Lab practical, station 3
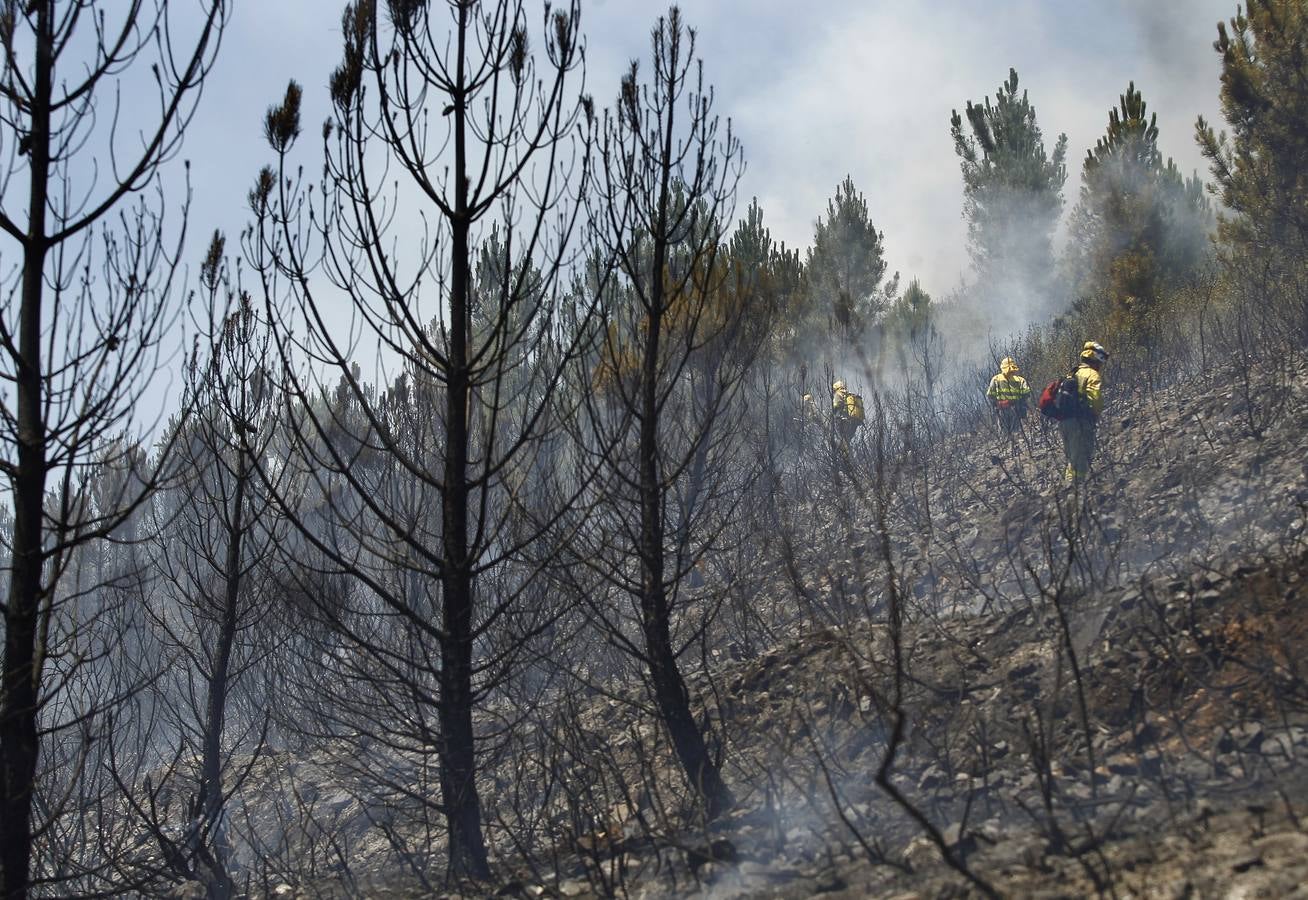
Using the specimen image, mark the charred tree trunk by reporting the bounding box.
[0,6,52,896]
[633,68,733,819]
[438,7,489,877]
[257,1,585,882]
[192,460,249,899]
[0,1,223,892]
[638,578,734,818]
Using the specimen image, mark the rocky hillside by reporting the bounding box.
[208,357,1308,899]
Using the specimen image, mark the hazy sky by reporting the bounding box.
[183,0,1237,302]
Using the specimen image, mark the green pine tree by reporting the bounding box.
[726,199,802,356]
[1197,1,1308,272]
[1071,83,1212,335]
[883,277,943,398]
[800,175,897,369]
[951,68,1068,314]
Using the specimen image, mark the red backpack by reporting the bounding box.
[1038,373,1083,420]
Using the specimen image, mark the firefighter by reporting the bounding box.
[985,357,1031,434]
[1060,342,1108,479]
[831,380,864,442]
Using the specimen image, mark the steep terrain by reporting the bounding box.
[199,358,1308,898]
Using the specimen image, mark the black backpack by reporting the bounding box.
[1038,372,1085,420]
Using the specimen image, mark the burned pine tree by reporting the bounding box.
[575,7,768,820]
[0,1,228,895]
[129,238,286,897]
[246,0,594,881]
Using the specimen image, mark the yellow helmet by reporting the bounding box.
[1080,341,1108,364]
[832,380,846,392]
[1000,357,1019,375]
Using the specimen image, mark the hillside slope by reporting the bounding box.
[204,359,1308,898]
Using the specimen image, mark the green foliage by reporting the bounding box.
[951,69,1068,303]
[725,199,799,356]
[1070,83,1213,340]
[1197,1,1308,286]
[722,200,804,362]
[883,278,943,394]
[801,175,896,355]
[883,278,933,346]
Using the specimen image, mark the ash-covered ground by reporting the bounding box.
[198,358,1308,899]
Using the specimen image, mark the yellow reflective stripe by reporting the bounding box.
[988,377,1029,399]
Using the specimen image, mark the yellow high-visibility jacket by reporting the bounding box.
[1073,363,1103,417]
[985,373,1031,404]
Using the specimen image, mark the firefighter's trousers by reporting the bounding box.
[1059,417,1097,478]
